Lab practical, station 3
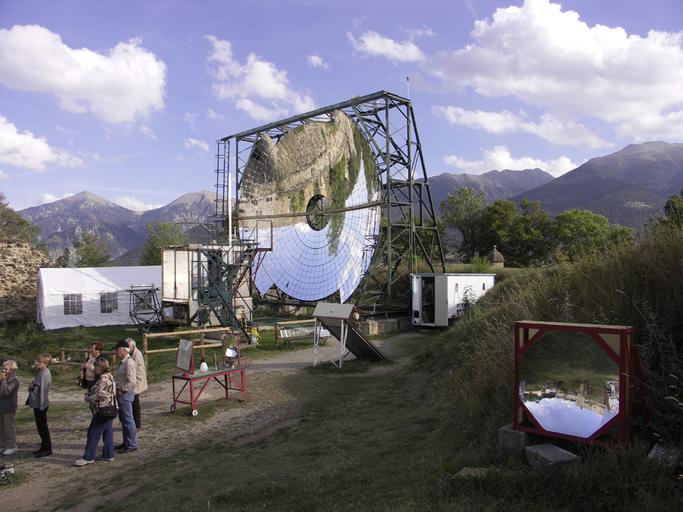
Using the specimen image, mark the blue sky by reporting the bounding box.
[1,0,682,210]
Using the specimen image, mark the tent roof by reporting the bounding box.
[38,266,161,293]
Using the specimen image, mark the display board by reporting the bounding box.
[176,338,194,373]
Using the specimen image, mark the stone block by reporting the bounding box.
[525,443,578,469]
[499,423,528,457]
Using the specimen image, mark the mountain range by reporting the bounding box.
[20,191,215,259]
[514,141,683,227]
[428,168,554,212]
[16,141,683,263]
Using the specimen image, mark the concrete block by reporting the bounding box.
[499,423,528,457]
[525,443,578,469]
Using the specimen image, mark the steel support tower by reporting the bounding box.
[215,90,445,310]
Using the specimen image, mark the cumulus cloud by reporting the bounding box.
[433,106,609,147]
[443,146,577,176]
[184,137,209,152]
[347,31,425,62]
[114,196,163,211]
[206,109,225,120]
[0,25,166,124]
[425,0,683,140]
[40,192,74,204]
[306,53,329,69]
[206,36,315,122]
[0,116,83,171]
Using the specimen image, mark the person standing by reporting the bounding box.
[114,340,137,453]
[75,356,117,466]
[126,338,147,429]
[81,342,103,390]
[27,355,52,457]
[0,360,20,456]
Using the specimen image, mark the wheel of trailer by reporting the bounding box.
[192,409,199,417]
[170,404,176,412]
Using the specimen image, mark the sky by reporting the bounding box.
[1,0,682,210]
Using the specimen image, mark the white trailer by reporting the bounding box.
[411,273,496,327]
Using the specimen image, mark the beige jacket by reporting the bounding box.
[115,355,137,394]
[130,347,148,394]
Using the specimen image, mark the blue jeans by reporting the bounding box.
[82,416,114,461]
[117,391,137,449]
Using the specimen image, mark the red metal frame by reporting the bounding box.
[171,337,247,415]
[513,320,634,446]
[172,367,246,414]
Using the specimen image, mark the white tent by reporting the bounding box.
[37,266,161,330]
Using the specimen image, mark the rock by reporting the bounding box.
[525,443,578,469]
[0,242,51,322]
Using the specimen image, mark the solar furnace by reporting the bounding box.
[237,111,381,302]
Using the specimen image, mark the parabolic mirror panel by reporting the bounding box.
[238,111,381,302]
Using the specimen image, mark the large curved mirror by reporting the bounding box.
[519,331,619,438]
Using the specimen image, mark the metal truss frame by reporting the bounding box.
[129,285,164,332]
[192,246,252,337]
[215,90,445,309]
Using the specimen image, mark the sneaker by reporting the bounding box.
[74,458,94,466]
[3,448,18,456]
[115,443,127,450]
[96,456,115,461]
[118,446,138,453]
[34,450,52,458]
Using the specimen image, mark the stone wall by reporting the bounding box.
[0,242,51,323]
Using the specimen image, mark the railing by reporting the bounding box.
[57,348,117,369]
[142,327,240,367]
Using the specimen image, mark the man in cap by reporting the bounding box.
[114,340,137,453]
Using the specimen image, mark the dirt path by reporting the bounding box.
[1,335,415,511]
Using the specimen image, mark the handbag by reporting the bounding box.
[94,397,118,424]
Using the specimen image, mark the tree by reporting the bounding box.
[552,209,633,262]
[0,192,40,244]
[660,188,683,229]
[475,199,553,266]
[55,247,71,267]
[141,222,187,265]
[475,199,518,258]
[73,231,111,267]
[440,187,486,261]
[509,200,554,265]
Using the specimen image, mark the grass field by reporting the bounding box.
[52,333,682,512]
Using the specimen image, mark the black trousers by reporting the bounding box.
[132,393,141,429]
[34,408,52,451]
